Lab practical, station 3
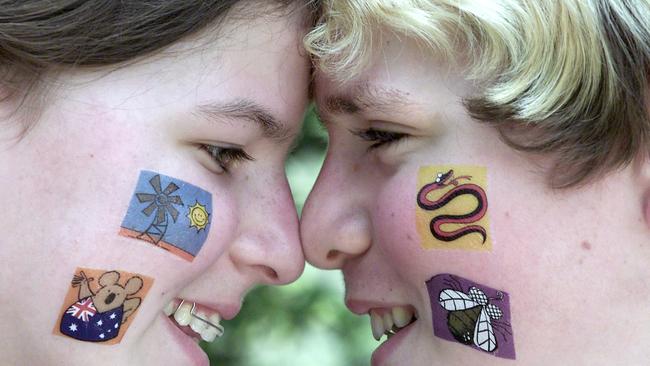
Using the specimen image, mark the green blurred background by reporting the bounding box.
[202,106,376,365]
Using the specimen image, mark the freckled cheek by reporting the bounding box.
[373,184,424,270]
[203,193,239,257]
[373,178,479,281]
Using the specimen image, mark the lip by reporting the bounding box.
[346,299,413,316]
[161,312,209,366]
[205,302,241,321]
[347,298,420,366]
[371,321,417,366]
[170,298,242,321]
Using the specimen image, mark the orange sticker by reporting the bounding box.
[53,267,153,344]
[416,166,491,250]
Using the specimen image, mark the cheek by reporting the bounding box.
[200,189,238,259]
[375,168,493,279]
[8,124,139,256]
[373,173,429,276]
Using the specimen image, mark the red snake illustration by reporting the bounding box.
[417,169,487,243]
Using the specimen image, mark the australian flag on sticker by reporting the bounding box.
[60,297,123,342]
[119,170,212,261]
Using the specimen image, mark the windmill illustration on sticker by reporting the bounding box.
[119,170,212,261]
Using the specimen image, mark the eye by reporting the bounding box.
[350,128,408,150]
[199,144,254,173]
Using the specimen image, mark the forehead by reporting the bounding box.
[65,3,310,134]
[173,6,310,127]
[313,35,471,114]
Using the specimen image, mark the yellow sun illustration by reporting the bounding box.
[187,201,209,231]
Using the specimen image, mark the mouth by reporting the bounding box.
[369,305,418,341]
[163,299,226,343]
[367,305,418,366]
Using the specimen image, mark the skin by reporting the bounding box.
[0,3,308,365]
[301,33,650,365]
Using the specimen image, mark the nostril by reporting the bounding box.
[326,250,341,261]
[254,265,279,282]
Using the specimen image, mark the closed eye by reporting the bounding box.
[199,144,254,173]
[350,128,408,150]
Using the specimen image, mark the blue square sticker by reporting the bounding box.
[119,171,212,261]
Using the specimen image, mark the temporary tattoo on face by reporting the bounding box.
[416,166,491,250]
[119,170,212,261]
[53,267,154,344]
[426,274,515,359]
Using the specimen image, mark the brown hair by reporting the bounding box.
[0,0,317,101]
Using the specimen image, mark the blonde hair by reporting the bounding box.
[305,0,650,188]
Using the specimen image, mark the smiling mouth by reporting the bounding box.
[369,305,418,341]
[163,299,224,343]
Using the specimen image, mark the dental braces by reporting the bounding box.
[175,300,225,338]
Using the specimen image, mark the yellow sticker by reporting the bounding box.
[416,166,491,250]
[53,267,154,344]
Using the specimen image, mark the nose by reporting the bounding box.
[300,157,372,269]
[230,172,305,285]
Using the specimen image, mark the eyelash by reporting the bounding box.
[351,128,408,150]
[200,144,254,172]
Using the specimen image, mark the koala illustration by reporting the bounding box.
[60,270,143,342]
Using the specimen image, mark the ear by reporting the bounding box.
[124,276,143,295]
[98,271,120,287]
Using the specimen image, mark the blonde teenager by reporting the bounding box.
[301,1,650,365]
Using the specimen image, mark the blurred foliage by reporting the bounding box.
[202,106,375,365]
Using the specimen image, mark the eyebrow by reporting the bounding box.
[322,84,410,115]
[194,99,291,141]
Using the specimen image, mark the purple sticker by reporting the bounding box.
[426,274,515,359]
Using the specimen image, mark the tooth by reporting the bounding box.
[163,301,176,317]
[208,313,221,325]
[200,327,218,342]
[382,312,394,332]
[173,302,192,326]
[370,310,384,341]
[392,306,412,328]
[208,313,224,336]
[190,311,208,334]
